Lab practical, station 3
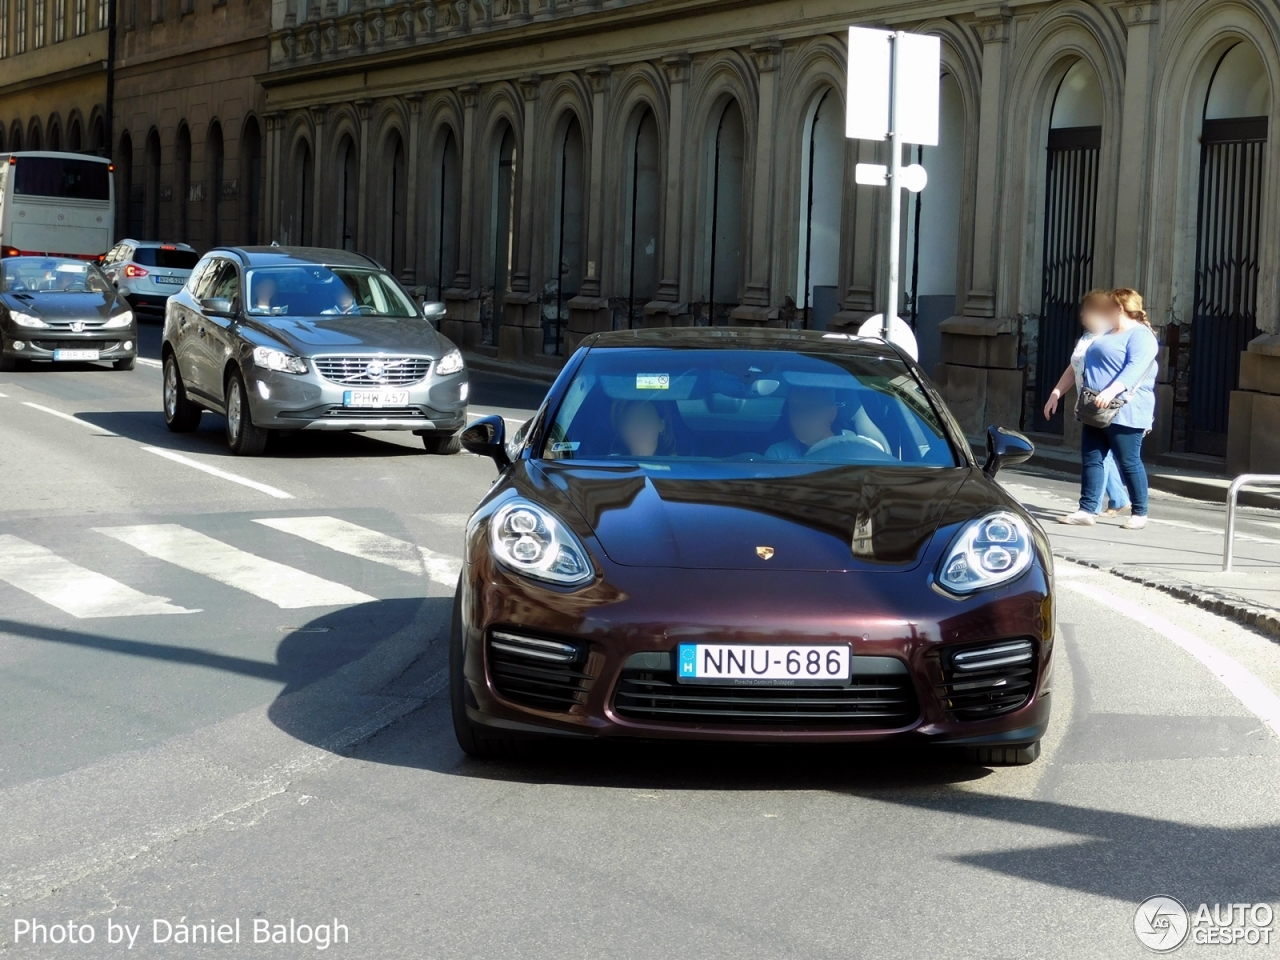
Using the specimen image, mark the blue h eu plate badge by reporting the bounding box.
[678,645,697,678]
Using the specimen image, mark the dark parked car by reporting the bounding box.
[0,256,137,371]
[453,328,1051,764]
[161,246,467,455]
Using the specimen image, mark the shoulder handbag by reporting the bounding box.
[1075,358,1156,429]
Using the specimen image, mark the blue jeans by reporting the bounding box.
[1081,424,1148,516]
[1103,452,1130,510]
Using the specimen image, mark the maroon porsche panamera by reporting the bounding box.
[453,329,1053,764]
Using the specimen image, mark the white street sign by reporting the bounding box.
[846,27,891,142]
[845,27,941,145]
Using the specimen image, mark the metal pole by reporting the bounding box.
[883,31,902,341]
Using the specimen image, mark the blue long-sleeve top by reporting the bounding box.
[1081,325,1160,430]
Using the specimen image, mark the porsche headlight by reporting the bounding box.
[10,310,46,328]
[252,345,307,374]
[489,498,593,587]
[103,310,134,329]
[936,511,1034,595]
[435,348,464,377]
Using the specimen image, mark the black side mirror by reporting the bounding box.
[982,426,1034,477]
[461,415,511,470]
[200,297,234,317]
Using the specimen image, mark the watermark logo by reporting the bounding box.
[1135,896,1190,952]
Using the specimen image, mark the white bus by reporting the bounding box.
[0,152,114,260]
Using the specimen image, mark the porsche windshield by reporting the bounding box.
[543,348,958,466]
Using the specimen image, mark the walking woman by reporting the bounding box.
[1058,288,1159,530]
[1042,290,1131,517]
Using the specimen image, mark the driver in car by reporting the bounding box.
[765,386,891,460]
[252,275,278,313]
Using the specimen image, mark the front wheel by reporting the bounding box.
[224,370,269,456]
[163,353,202,432]
[422,430,462,455]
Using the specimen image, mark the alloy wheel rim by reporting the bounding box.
[228,381,241,444]
[164,362,178,418]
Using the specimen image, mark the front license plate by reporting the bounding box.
[677,643,851,686]
[53,348,100,361]
[343,390,410,408]
[155,275,184,285]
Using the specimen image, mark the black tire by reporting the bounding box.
[962,740,1041,766]
[450,584,523,760]
[162,352,202,432]
[224,369,269,456]
[422,430,462,455]
[113,356,136,371]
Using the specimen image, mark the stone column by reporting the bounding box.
[933,9,1021,437]
[310,105,329,247]
[646,53,690,324]
[263,112,284,243]
[355,98,373,254]
[732,40,782,325]
[567,64,612,353]
[502,74,541,362]
[445,83,480,347]
[403,93,424,287]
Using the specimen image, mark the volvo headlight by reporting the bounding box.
[489,498,594,587]
[103,310,134,329]
[10,310,46,328]
[936,511,1034,595]
[252,345,307,374]
[435,348,464,376]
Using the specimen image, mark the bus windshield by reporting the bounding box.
[12,156,111,202]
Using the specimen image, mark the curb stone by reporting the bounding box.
[1056,550,1280,644]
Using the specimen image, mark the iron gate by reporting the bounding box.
[1033,126,1101,434]
[1188,117,1267,456]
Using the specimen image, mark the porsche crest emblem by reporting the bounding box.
[756,546,775,560]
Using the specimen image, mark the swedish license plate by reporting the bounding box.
[343,390,410,408]
[677,643,851,686]
[53,348,100,361]
[155,275,184,285]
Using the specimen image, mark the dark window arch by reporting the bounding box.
[240,117,262,245]
[705,98,745,324]
[144,128,161,240]
[337,134,359,251]
[206,120,224,247]
[430,127,461,301]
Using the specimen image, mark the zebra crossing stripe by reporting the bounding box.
[96,524,376,609]
[254,516,461,586]
[0,535,198,618]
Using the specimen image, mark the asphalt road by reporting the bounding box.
[1,331,1279,959]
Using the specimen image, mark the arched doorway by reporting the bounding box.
[1033,59,1104,433]
[28,119,41,151]
[290,140,314,246]
[117,132,133,239]
[383,131,407,276]
[624,107,661,329]
[175,123,191,243]
[90,115,104,156]
[47,117,61,151]
[796,88,842,331]
[430,128,460,301]
[549,115,585,355]
[705,99,745,325]
[338,136,359,251]
[486,123,517,347]
[906,71,966,373]
[8,122,20,152]
[1185,42,1271,456]
[68,117,82,152]
[206,121,224,248]
[144,129,161,240]
[240,118,262,245]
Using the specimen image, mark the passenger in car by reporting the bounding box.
[611,399,676,457]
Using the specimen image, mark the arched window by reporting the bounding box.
[28,118,42,151]
[240,118,262,245]
[89,114,104,155]
[796,88,841,331]
[144,129,161,240]
[1033,59,1104,434]
[47,117,61,151]
[906,72,966,374]
[68,117,82,152]
[10,122,22,152]
[1186,42,1272,455]
[206,121,224,247]
[117,131,133,238]
[705,99,745,324]
[175,123,192,242]
[290,140,314,246]
[338,135,359,251]
[486,123,517,347]
[383,131,407,275]
[549,115,584,355]
[430,128,461,301]
[624,107,661,328]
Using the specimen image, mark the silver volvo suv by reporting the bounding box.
[161,246,467,456]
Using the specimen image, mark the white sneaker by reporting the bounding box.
[1057,510,1097,526]
[1121,515,1148,530]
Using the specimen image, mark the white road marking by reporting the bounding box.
[135,357,162,368]
[1064,579,1280,739]
[141,447,294,500]
[0,391,8,397]
[21,401,117,435]
[97,524,376,609]
[0,535,198,618]
[255,515,462,586]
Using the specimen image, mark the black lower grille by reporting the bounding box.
[487,631,594,711]
[32,340,119,351]
[321,407,426,420]
[937,639,1037,720]
[614,670,919,727]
